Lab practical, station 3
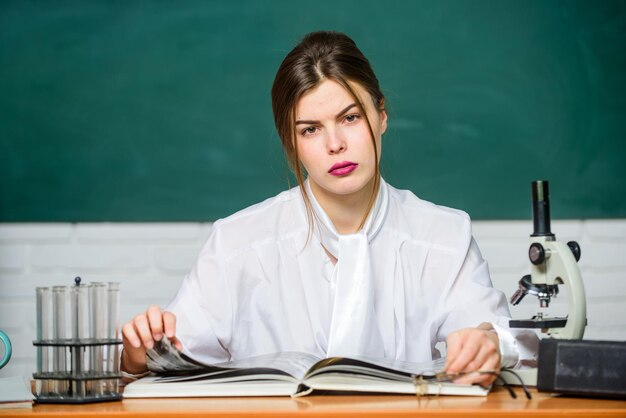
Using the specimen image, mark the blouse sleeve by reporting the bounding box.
[435,236,538,368]
[166,224,234,364]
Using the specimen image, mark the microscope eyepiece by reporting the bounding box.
[531,180,555,238]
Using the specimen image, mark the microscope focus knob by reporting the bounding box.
[529,242,546,265]
[567,241,581,262]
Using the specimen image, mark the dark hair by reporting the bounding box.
[271,31,386,233]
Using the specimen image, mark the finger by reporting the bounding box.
[455,354,501,385]
[444,331,463,370]
[163,311,177,339]
[454,344,501,385]
[480,354,502,385]
[122,322,142,349]
[133,314,155,350]
[170,336,183,351]
[447,334,481,374]
[464,339,498,373]
[147,305,164,341]
[477,322,494,332]
[455,371,493,386]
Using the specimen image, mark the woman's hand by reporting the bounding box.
[121,305,182,374]
[444,323,501,386]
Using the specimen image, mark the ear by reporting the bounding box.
[379,108,388,135]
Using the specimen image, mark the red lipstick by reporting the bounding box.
[328,161,358,176]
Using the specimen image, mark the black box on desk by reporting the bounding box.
[537,339,626,399]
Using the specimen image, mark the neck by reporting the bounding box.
[309,177,377,234]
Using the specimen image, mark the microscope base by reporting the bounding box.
[536,339,626,398]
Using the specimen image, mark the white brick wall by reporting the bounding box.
[1,220,625,379]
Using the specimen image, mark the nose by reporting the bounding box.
[326,129,346,154]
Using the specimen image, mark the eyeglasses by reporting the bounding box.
[413,368,532,399]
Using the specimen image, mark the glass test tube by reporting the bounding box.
[106,282,120,394]
[71,284,89,398]
[36,287,50,396]
[52,286,68,396]
[89,282,107,396]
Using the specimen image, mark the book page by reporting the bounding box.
[304,356,447,380]
[218,352,321,380]
[147,339,320,380]
[146,338,211,374]
[355,355,446,375]
[0,376,34,407]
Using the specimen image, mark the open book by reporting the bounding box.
[0,377,34,409]
[123,339,489,398]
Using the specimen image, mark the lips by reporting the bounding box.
[328,161,358,176]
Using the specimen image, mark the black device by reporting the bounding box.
[537,339,626,399]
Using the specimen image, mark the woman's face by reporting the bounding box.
[294,79,387,206]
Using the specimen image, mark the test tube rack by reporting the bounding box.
[32,339,122,403]
[33,278,122,404]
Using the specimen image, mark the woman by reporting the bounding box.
[121,31,537,386]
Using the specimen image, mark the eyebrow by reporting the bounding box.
[295,103,358,125]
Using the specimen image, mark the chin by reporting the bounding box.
[327,178,372,196]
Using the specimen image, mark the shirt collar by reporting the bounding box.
[304,177,389,258]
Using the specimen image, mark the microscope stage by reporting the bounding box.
[510,317,567,329]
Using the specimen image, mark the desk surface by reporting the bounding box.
[1,388,625,417]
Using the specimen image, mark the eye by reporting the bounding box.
[300,126,318,136]
[344,113,360,123]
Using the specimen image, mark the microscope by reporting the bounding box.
[508,180,587,385]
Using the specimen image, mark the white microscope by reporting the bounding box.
[508,180,587,386]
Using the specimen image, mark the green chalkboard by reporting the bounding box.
[1,0,625,221]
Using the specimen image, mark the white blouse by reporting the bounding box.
[167,179,537,367]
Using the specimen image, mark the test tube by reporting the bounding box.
[36,287,50,396]
[52,285,68,396]
[106,282,120,394]
[71,282,89,398]
[89,282,107,396]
